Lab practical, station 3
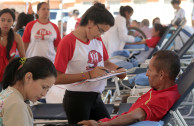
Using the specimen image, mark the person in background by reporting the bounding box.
[125,23,167,65]
[129,23,166,49]
[66,9,79,34]
[172,18,194,52]
[14,12,34,58]
[14,12,34,37]
[131,20,140,28]
[22,2,61,63]
[102,5,135,57]
[0,8,25,83]
[58,20,67,37]
[152,17,161,26]
[171,0,186,24]
[139,19,152,38]
[0,56,57,126]
[54,2,126,125]
[78,50,180,126]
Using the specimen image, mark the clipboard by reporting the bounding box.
[85,71,127,82]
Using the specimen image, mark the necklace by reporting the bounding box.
[0,35,7,41]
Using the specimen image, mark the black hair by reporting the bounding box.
[37,2,47,11]
[10,8,16,13]
[153,50,180,81]
[0,8,15,59]
[119,5,133,18]
[14,12,34,32]
[171,0,181,5]
[80,2,114,27]
[2,56,57,89]
[154,23,167,37]
[152,17,160,25]
[73,9,79,16]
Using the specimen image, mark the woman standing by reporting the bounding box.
[171,0,186,24]
[54,2,126,125]
[22,2,61,63]
[0,8,25,82]
[102,5,135,57]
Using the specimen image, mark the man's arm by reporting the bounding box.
[78,108,146,126]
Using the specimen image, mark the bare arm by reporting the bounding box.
[24,43,29,52]
[126,40,146,45]
[55,66,109,84]
[101,108,146,126]
[15,33,25,57]
[78,108,146,126]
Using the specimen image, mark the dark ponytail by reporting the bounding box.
[119,5,133,18]
[154,23,167,37]
[2,56,57,89]
[6,28,14,59]
[2,58,21,89]
[0,8,15,59]
[80,2,114,26]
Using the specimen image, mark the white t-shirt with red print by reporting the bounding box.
[22,20,61,63]
[54,33,109,93]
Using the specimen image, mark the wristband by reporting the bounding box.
[116,67,123,70]
[81,72,87,80]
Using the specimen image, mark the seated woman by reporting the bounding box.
[112,23,166,69]
[0,56,57,126]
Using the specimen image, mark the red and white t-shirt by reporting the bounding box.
[54,33,109,92]
[99,84,180,122]
[22,20,61,63]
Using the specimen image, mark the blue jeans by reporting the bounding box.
[128,121,164,126]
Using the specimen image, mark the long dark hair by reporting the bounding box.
[0,8,15,59]
[154,23,167,37]
[80,2,114,26]
[14,12,34,32]
[119,5,133,18]
[2,56,57,89]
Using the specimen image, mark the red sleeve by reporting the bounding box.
[145,37,160,48]
[51,22,61,47]
[22,20,36,43]
[54,34,75,73]
[139,93,179,121]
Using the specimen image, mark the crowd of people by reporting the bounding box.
[0,0,193,125]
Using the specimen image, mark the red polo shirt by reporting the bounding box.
[99,84,180,122]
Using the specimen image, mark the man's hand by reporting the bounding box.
[78,120,99,126]
[116,67,127,79]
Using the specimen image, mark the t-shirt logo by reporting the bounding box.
[36,29,52,40]
[87,50,102,70]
